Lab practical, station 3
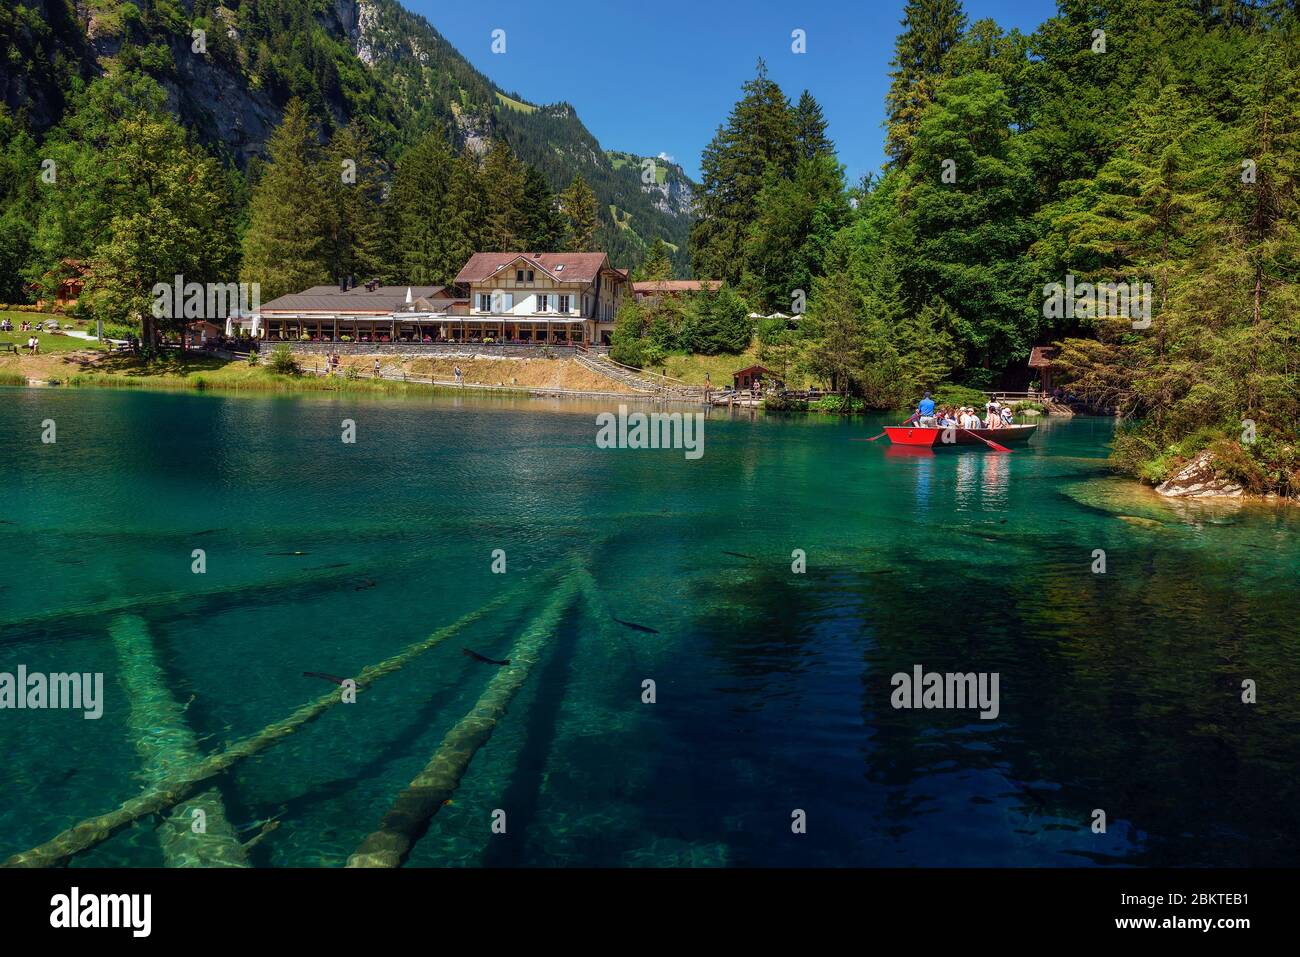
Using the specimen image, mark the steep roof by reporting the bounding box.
[454,252,616,285]
[260,285,445,313]
[1028,345,1061,368]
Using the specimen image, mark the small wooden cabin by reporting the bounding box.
[1028,346,1062,393]
[732,364,783,391]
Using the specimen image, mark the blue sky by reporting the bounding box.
[406,0,1059,183]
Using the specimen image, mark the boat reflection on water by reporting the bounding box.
[884,443,1012,511]
[883,445,936,459]
[980,447,1011,509]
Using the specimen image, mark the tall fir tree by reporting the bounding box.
[518,164,566,251]
[689,59,800,283]
[386,133,459,286]
[793,90,834,160]
[241,99,329,301]
[323,121,385,285]
[558,173,599,251]
[884,0,967,166]
[446,146,488,268]
[634,238,674,281]
[480,139,528,252]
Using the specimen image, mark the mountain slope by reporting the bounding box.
[0,0,694,272]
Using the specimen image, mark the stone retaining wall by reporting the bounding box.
[277,341,607,359]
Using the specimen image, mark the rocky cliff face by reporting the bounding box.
[1,0,694,265]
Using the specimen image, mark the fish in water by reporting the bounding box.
[463,648,511,666]
[312,563,350,570]
[354,578,377,591]
[721,551,758,560]
[192,529,222,537]
[302,671,349,685]
[612,617,660,634]
[266,550,309,556]
[48,767,79,786]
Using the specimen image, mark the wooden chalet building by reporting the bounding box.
[453,252,628,346]
[235,252,629,347]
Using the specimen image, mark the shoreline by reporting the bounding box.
[0,359,700,406]
[6,355,1294,510]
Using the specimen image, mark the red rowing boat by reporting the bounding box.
[883,423,1037,447]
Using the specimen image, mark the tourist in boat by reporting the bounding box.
[984,402,1002,429]
[1000,405,1015,426]
[959,407,978,430]
[917,392,937,427]
[938,406,958,427]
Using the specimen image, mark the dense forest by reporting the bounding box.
[668,0,1297,494]
[1,0,1296,494]
[0,0,694,281]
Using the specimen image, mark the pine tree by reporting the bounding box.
[558,173,599,251]
[884,0,967,166]
[634,238,673,281]
[689,59,800,283]
[386,133,458,285]
[323,121,385,285]
[446,146,488,268]
[793,91,834,160]
[743,153,849,311]
[480,139,528,252]
[519,164,565,251]
[799,272,866,397]
[241,99,329,301]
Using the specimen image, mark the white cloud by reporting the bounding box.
[656,151,675,164]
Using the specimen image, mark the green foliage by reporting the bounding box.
[898,70,1039,372]
[1043,12,1300,494]
[609,284,754,366]
[385,134,463,285]
[558,173,599,252]
[634,239,673,282]
[809,394,866,414]
[240,99,329,301]
[884,0,967,166]
[323,121,386,283]
[689,59,800,285]
[933,384,987,409]
[267,345,298,375]
[762,393,807,412]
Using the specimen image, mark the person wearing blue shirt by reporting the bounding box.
[917,392,937,427]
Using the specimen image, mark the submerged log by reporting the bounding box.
[347,569,581,867]
[2,585,526,868]
[110,615,248,867]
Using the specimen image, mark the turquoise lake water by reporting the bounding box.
[0,386,1297,866]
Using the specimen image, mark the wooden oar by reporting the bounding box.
[854,412,918,442]
[958,427,1012,453]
